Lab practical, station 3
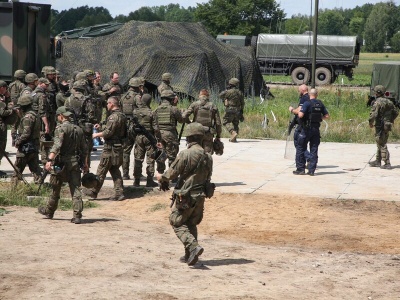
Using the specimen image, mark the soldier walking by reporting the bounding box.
[157,122,213,266]
[85,97,127,201]
[38,106,88,224]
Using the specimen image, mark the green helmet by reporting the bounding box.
[141,93,152,106]
[160,89,175,99]
[228,78,239,86]
[129,77,142,87]
[25,73,39,83]
[81,173,100,188]
[42,66,56,75]
[17,94,33,106]
[0,80,7,88]
[75,72,87,81]
[185,122,205,137]
[73,80,86,91]
[374,85,386,95]
[162,73,172,81]
[84,69,95,77]
[14,69,26,79]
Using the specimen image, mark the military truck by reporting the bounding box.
[0,1,54,82]
[369,61,400,106]
[217,34,362,85]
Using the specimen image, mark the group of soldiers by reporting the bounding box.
[0,68,245,264]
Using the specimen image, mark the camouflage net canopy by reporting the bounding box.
[56,21,264,98]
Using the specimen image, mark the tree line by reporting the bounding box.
[51,0,400,53]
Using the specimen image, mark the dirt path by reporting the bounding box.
[1,190,400,299]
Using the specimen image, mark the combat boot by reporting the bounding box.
[146,176,158,188]
[187,246,204,266]
[38,206,53,219]
[369,160,381,167]
[109,195,125,201]
[71,217,81,224]
[381,163,392,170]
[133,178,140,187]
[180,249,190,263]
[229,131,238,143]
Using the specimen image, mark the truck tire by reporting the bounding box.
[291,67,310,84]
[315,67,332,85]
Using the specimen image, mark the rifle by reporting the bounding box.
[0,150,29,185]
[37,169,49,193]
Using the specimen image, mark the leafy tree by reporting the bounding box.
[194,0,285,37]
[125,7,161,22]
[349,17,364,36]
[318,10,345,35]
[283,15,311,34]
[390,31,400,52]
[364,3,390,52]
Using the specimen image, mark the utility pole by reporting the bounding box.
[311,0,319,88]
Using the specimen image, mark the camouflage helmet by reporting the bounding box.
[42,66,56,75]
[84,69,95,78]
[75,72,87,81]
[14,69,26,79]
[160,89,176,99]
[374,85,386,95]
[213,139,224,155]
[141,93,152,106]
[162,73,172,81]
[128,77,142,87]
[0,80,7,88]
[17,94,33,106]
[185,122,205,137]
[25,73,38,83]
[228,78,240,86]
[81,173,100,188]
[73,80,86,91]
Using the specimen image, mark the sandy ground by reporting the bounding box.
[1,187,400,300]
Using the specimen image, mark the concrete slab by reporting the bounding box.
[1,130,399,202]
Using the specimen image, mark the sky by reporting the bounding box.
[29,0,400,17]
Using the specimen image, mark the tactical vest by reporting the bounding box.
[9,80,25,105]
[121,90,139,116]
[225,88,242,108]
[66,91,87,122]
[195,102,214,127]
[309,100,323,123]
[20,110,40,142]
[157,104,174,130]
[58,121,83,156]
[135,107,153,132]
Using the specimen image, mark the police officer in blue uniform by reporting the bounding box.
[293,88,329,176]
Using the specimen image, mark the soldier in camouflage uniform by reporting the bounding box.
[157,73,174,95]
[8,70,26,105]
[133,93,159,188]
[55,79,70,108]
[86,97,127,201]
[183,89,222,154]
[219,78,245,143]
[368,85,399,169]
[11,95,42,185]
[42,66,58,136]
[99,72,123,100]
[157,122,213,266]
[65,80,97,168]
[121,77,142,179]
[93,71,104,123]
[38,106,88,224]
[0,81,15,177]
[154,89,184,175]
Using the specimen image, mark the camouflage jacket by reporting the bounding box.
[219,87,244,110]
[133,102,157,133]
[65,90,97,124]
[101,109,127,144]
[0,98,14,123]
[20,86,34,97]
[157,81,173,95]
[183,97,222,137]
[56,91,69,108]
[47,80,58,112]
[50,120,88,160]
[121,89,141,117]
[8,80,26,105]
[32,87,49,117]
[369,97,399,127]
[16,109,40,148]
[154,99,183,132]
[99,81,124,98]
[161,142,213,194]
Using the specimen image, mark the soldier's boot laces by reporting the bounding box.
[180,249,190,263]
[133,178,140,187]
[381,163,392,169]
[229,131,238,143]
[369,160,381,167]
[187,246,204,266]
[146,176,158,188]
[38,206,53,219]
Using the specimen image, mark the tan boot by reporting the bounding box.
[229,131,238,143]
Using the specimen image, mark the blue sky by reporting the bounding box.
[34,0,400,17]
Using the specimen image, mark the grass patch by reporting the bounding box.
[148,202,167,212]
[0,182,97,210]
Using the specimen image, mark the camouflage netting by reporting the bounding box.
[56,21,264,98]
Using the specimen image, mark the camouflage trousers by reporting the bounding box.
[122,134,135,178]
[133,134,155,179]
[92,145,124,197]
[11,116,21,145]
[0,124,6,161]
[11,152,42,184]
[169,195,205,253]
[223,110,240,134]
[157,129,179,174]
[44,162,83,218]
[374,127,390,164]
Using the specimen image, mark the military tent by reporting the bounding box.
[56,21,264,98]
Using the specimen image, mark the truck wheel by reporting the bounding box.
[315,67,332,85]
[291,67,310,84]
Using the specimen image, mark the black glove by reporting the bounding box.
[159,181,170,192]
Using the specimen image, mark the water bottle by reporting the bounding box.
[93,127,100,146]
